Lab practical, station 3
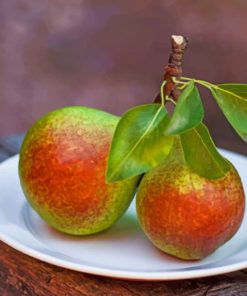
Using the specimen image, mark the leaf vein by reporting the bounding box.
[214,85,247,103]
[109,106,164,180]
[193,127,226,175]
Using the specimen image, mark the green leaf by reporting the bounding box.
[107,104,174,182]
[180,123,231,179]
[165,81,204,135]
[210,84,247,142]
[219,83,247,99]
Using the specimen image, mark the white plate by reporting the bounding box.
[0,150,247,281]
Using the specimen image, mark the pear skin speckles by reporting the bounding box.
[19,106,138,235]
[136,143,245,260]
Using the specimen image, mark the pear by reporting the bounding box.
[136,138,245,260]
[19,106,138,235]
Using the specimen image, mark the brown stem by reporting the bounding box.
[154,35,188,103]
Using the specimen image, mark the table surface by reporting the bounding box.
[1,134,247,296]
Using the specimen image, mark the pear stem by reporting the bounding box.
[154,35,188,103]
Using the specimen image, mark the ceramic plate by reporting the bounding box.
[0,150,247,281]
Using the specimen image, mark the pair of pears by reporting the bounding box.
[19,106,245,260]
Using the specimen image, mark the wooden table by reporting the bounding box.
[1,134,247,296]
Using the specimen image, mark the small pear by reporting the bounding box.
[136,139,245,260]
[19,106,138,235]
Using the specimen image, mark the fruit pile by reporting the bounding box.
[19,36,246,260]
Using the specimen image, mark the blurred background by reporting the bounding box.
[0,0,247,153]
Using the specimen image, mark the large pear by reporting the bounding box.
[136,139,245,260]
[19,106,138,235]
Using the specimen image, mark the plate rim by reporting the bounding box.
[0,151,247,281]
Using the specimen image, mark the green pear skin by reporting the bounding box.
[19,106,138,235]
[136,140,245,260]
